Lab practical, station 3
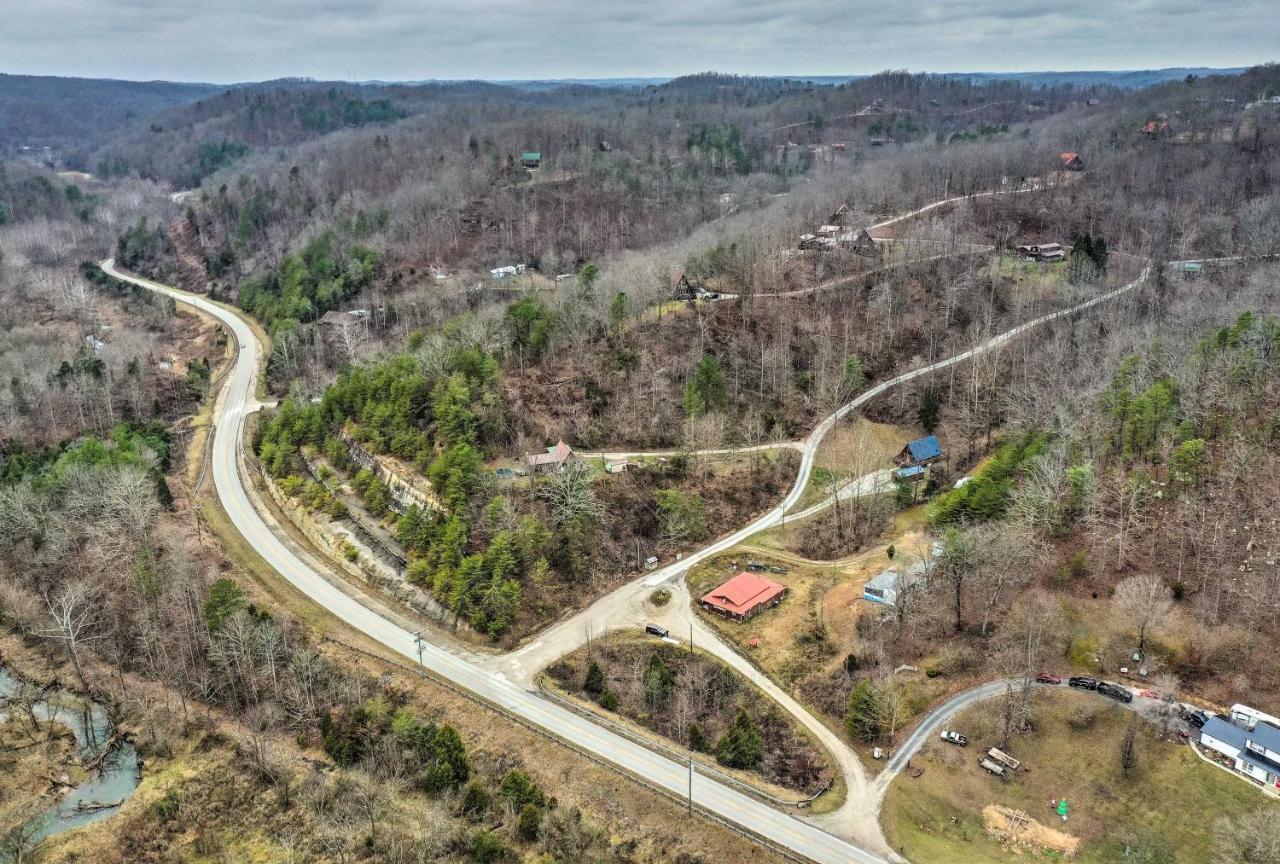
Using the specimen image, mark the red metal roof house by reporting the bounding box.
[700,572,788,620]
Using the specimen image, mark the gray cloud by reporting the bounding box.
[3,0,1275,83]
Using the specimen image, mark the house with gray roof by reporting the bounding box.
[1200,709,1280,790]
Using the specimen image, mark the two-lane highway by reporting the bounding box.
[100,258,892,864]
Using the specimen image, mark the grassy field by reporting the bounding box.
[882,689,1270,864]
[684,540,952,752]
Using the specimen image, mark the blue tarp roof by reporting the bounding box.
[894,465,925,478]
[906,435,942,462]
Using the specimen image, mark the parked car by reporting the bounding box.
[746,561,766,572]
[1068,676,1098,691]
[767,565,789,575]
[1187,709,1210,729]
[644,624,669,638]
[1036,672,1062,685]
[939,730,968,747]
[1098,682,1134,703]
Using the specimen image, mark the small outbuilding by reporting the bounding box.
[1059,152,1084,171]
[521,151,542,169]
[700,572,787,621]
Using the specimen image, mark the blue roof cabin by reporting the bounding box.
[896,435,943,467]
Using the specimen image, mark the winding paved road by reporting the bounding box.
[99,177,1189,862]
[101,258,891,864]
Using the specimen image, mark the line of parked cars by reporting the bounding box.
[1064,675,1134,703]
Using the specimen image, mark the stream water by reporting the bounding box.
[0,665,140,855]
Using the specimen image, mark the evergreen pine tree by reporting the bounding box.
[715,709,763,769]
[584,659,605,696]
[687,721,709,753]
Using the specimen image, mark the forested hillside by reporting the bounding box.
[0,73,219,155]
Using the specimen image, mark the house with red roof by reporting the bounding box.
[700,572,788,621]
[1059,152,1084,171]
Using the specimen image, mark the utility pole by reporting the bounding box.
[688,753,694,815]
[414,630,425,670]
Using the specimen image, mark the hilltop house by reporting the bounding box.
[1016,242,1065,263]
[1200,704,1280,790]
[490,264,527,280]
[521,151,542,169]
[842,228,880,257]
[526,440,574,473]
[828,202,855,226]
[672,271,715,301]
[700,572,787,621]
[1059,152,1084,171]
[896,435,944,468]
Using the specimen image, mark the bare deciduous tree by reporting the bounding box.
[1113,573,1174,660]
[38,581,104,689]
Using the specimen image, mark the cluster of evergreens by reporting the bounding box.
[296,90,406,133]
[237,230,381,341]
[321,696,470,792]
[927,430,1051,526]
[1,421,172,501]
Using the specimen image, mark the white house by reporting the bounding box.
[1200,706,1280,790]
[863,543,942,606]
[490,264,527,280]
[863,569,911,605]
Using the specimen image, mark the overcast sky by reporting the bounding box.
[4,0,1276,83]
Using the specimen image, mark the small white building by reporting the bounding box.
[1200,705,1280,790]
[490,264,527,280]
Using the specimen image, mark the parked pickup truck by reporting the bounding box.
[1098,682,1134,703]
[939,730,968,747]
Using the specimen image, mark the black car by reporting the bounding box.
[644,624,669,638]
[1068,676,1098,691]
[1098,682,1134,703]
[1187,709,1211,729]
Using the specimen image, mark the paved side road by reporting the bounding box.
[101,259,891,864]
[871,677,1182,802]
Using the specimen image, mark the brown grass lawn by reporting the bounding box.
[882,690,1270,864]
[685,539,951,745]
[815,417,907,475]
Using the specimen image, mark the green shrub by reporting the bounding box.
[517,803,542,841]
[458,782,491,820]
[469,829,507,863]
